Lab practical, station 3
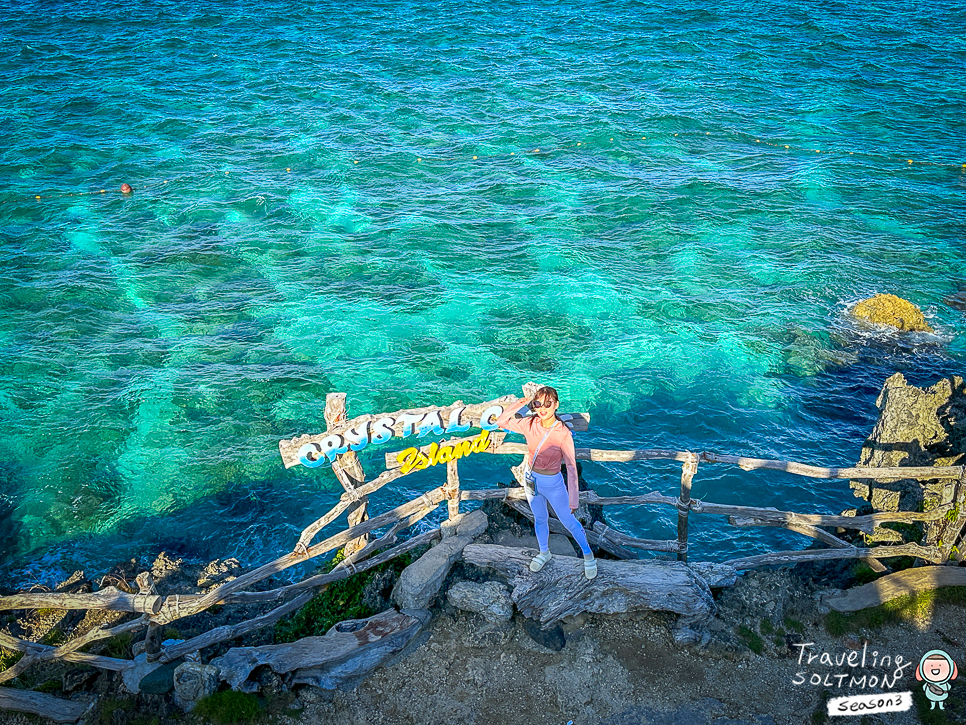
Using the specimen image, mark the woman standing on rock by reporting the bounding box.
[496,386,597,579]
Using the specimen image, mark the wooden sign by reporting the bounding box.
[279,396,515,469]
[278,394,591,470]
[387,431,507,473]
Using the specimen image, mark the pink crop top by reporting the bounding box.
[496,406,579,508]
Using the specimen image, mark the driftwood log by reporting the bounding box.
[0,688,92,723]
[729,516,888,573]
[699,451,963,481]
[159,592,314,664]
[689,562,739,589]
[0,587,161,614]
[462,544,715,630]
[325,393,370,556]
[445,458,460,520]
[693,500,956,536]
[160,528,442,613]
[822,565,966,612]
[677,452,698,562]
[724,542,943,570]
[293,464,414,555]
[490,444,963,481]
[591,522,679,554]
[158,526,444,663]
[252,524,440,604]
[158,487,447,620]
[493,442,694,462]
[531,490,956,539]
[211,609,430,692]
[0,630,133,678]
[135,573,162,662]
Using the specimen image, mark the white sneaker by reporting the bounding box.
[584,555,598,580]
[529,551,553,572]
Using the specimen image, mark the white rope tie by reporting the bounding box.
[598,525,610,541]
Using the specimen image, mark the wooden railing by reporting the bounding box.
[1,390,963,721]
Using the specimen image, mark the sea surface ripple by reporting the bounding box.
[0,0,964,585]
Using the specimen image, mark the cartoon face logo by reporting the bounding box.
[916,650,958,711]
[925,657,952,683]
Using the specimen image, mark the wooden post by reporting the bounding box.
[0,688,93,723]
[445,457,460,520]
[677,452,698,563]
[0,588,162,614]
[137,572,162,662]
[325,393,369,556]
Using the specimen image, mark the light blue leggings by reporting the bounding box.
[527,471,592,556]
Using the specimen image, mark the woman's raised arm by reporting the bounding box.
[495,394,533,434]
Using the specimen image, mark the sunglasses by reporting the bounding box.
[530,399,554,410]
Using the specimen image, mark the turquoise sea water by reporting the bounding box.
[1,0,964,586]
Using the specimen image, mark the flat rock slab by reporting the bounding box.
[138,660,179,694]
[393,510,489,610]
[122,653,161,694]
[211,608,431,692]
[441,509,489,540]
[493,530,578,557]
[462,544,715,629]
[446,580,514,623]
[393,535,473,609]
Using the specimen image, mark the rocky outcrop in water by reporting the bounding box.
[847,373,966,558]
[943,286,966,312]
[850,293,933,332]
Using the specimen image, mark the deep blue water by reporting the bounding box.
[1,0,964,586]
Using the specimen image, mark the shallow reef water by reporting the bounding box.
[0,0,964,585]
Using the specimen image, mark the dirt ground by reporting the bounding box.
[293,573,966,725]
